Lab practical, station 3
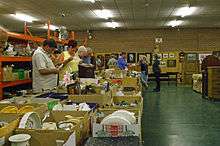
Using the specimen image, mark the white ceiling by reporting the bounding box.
[0,0,220,33]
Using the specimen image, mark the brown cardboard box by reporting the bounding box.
[111,95,143,114]
[15,129,75,146]
[0,113,19,146]
[68,94,112,107]
[48,111,91,140]
[0,103,48,119]
[15,111,90,146]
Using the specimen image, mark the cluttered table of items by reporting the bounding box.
[0,69,143,146]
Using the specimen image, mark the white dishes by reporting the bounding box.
[9,134,31,146]
[42,122,57,130]
[101,110,136,125]
[112,110,136,124]
[19,112,42,129]
[101,115,131,125]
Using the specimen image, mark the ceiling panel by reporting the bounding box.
[0,0,219,33]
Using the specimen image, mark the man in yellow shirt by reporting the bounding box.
[59,40,80,81]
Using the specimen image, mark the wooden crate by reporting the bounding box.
[207,66,220,99]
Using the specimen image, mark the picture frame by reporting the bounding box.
[96,54,105,67]
[163,53,169,59]
[186,53,198,61]
[127,53,136,63]
[137,53,152,65]
[169,53,175,58]
[167,60,177,67]
[157,53,162,60]
[160,60,167,67]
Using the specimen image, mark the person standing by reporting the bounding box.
[32,39,59,93]
[58,40,80,81]
[0,28,8,55]
[139,56,149,88]
[77,46,89,64]
[153,54,161,92]
[117,52,127,70]
[87,47,96,67]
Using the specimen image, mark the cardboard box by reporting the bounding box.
[92,108,141,138]
[122,77,139,88]
[48,111,91,140]
[0,113,19,146]
[111,95,143,114]
[68,94,112,107]
[15,129,76,146]
[15,111,90,146]
[0,103,48,119]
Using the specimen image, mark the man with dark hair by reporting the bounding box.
[117,52,127,70]
[32,39,59,93]
[153,54,161,92]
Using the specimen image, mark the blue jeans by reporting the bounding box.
[141,71,148,84]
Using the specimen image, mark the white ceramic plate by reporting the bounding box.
[19,112,42,129]
[101,115,131,125]
[112,110,136,124]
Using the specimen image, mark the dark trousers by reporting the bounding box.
[155,73,160,90]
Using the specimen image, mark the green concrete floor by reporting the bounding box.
[142,82,220,146]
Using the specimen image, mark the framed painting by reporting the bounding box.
[127,53,136,63]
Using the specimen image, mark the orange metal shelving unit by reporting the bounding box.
[0,56,32,100]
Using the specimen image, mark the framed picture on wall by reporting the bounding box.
[157,53,162,60]
[160,60,167,67]
[96,54,105,68]
[169,53,175,58]
[167,60,177,67]
[127,53,136,63]
[186,53,198,61]
[163,53,169,59]
[137,53,152,65]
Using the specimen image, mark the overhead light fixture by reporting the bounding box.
[106,22,119,28]
[42,24,59,31]
[167,20,183,27]
[94,9,113,19]
[175,6,197,17]
[10,13,38,23]
[83,0,96,3]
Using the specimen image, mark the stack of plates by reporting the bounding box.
[101,110,136,125]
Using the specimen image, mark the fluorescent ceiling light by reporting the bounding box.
[175,7,197,17]
[167,20,183,27]
[42,24,59,31]
[83,0,95,3]
[106,22,119,28]
[94,9,113,19]
[10,13,38,23]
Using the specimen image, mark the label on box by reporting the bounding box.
[93,123,141,138]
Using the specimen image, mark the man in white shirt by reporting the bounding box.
[32,39,59,93]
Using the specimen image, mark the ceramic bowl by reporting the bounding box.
[9,134,31,146]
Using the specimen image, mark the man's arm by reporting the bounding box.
[34,53,59,75]
[39,68,59,75]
